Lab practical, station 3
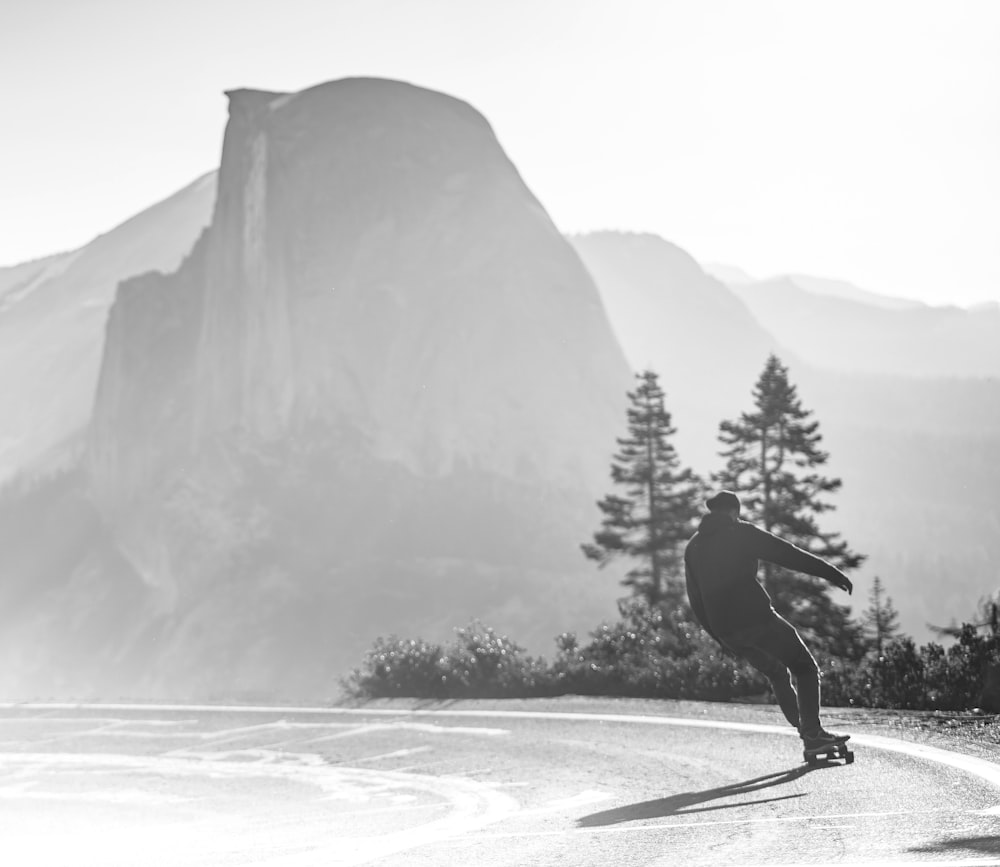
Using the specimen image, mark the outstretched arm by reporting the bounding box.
[746,525,853,595]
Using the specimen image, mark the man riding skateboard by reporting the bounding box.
[684,490,854,754]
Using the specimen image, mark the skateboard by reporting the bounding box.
[803,738,854,765]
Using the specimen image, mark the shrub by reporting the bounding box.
[344,609,1000,712]
[549,600,767,701]
[341,621,551,699]
[819,628,1000,711]
[439,621,552,697]
[341,636,449,699]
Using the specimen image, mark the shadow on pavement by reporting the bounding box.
[909,836,1000,856]
[577,765,819,827]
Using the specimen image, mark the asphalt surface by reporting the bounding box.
[2,700,1000,866]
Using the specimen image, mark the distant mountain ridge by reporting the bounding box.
[702,262,755,285]
[732,276,1000,378]
[0,250,77,304]
[784,273,927,311]
[704,264,928,310]
[1,89,999,698]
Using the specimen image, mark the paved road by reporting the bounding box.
[2,701,1000,866]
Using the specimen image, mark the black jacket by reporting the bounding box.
[684,513,846,640]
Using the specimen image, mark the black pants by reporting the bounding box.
[720,613,821,737]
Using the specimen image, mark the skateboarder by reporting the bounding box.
[684,490,854,754]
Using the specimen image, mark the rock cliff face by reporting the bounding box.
[0,173,215,482]
[76,79,633,695]
[94,81,627,492]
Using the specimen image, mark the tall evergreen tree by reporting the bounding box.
[582,370,703,607]
[714,354,865,655]
[862,576,901,656]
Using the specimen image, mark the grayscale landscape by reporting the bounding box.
[2,3,999,864]
[2,78,997,697]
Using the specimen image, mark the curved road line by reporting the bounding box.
[6,702,1000,866]
[8,699,1000,867]
[0,750,519,867]
[6,701,1000,796]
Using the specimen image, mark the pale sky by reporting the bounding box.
[2,0,998,305]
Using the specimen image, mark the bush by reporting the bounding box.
[819,627,1000,711]
[440,621,552,697]
[341,621,551,699]
[343,608,1000,712]
[340,635,450,699]
[549,600,768,701]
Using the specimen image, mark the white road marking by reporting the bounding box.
[288,721,509,747]
[349,721,509,736]
[181,720,304,745]
[5,702,1000,865]
[342,747,433,764]
[8,702,1000,794]
[388,758,462,773]
[17,714,510,751]
[0,751,519,867]
[0,716,195,726]
[843,732,1000,789]
[322,707,1000,800]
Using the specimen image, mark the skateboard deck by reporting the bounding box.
[803,738,854,765]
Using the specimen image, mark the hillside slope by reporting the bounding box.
[0,79,633,699]
[569,232,781,468]
[0,173,216,481]
[575,231,1000,640]
[733,276,1000,377]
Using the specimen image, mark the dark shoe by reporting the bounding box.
[801,728,850,750]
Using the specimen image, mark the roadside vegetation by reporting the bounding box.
[342,609,1000,712]
[344,357,1000,712]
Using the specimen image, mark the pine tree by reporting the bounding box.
[582,370,703,607]
[714,354,865,656]
[862,576,901,656]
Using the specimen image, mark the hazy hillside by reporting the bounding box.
[569,232,781,469]
[732,276,1000,378]
[576,231,1000,641]
[0,251,76,299]
[785,274,925,311]
[0,173,216,481]
[705,265,931,311]
[0,79,631,699]
[702,263,755,285]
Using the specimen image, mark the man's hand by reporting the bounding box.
[829,571,853,595]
